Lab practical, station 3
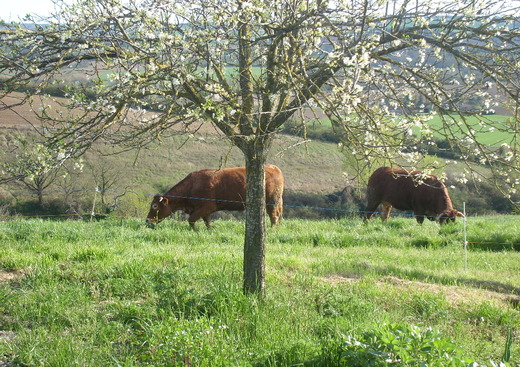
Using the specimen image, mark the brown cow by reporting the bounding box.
[146,165,284,230]
[364,167,464,224]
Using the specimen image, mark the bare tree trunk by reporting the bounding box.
[242,140,270,295]
[37,189,44,207]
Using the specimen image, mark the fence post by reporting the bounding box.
[91,187,99,222]
[463,202,468,271]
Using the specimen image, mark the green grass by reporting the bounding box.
[1,216,519,366]
[425,114,515,146]
[299,113,515,147]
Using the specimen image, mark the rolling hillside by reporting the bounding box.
[0,92,351,218]
[0,92,517,218]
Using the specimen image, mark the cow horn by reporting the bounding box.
[456,210,465,218]
[159,196,169,204]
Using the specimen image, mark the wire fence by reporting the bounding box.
[1,187,520,251]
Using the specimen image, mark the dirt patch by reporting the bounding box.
[0,270,25,283]
[0,92,41,129]
[381,276,520,308]
[322,275,520,309]
[322,274,362,285]
[0,331,15,341]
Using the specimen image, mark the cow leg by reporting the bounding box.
[203,216,212,229]
[364,201,381,221]
[188,212,202,231]
[381,202,392,222]
[415,213,425,224]
[188,218,198,231]
[266,203,283,227]
[189,208,214,230]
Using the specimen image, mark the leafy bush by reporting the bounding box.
[284,190,364,219]
[448,178,515,215]
[339,323,474,366]
[112,191,152,218]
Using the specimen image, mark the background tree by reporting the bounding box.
[0,138,78,207]
[1,0,519,294]
[89,158,121,211]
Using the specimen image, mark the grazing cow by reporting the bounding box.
[146,165,284,230]
[364,167,464,224]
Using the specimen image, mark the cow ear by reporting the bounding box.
[456,211,465,218]
[159,196,169,205]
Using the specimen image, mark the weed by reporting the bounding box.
[339,323,474,366]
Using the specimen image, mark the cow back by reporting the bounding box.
[178,165,283,211]
[367,167,453,214]
[184,168,247,211]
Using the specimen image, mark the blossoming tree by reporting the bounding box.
[1,0,519,293]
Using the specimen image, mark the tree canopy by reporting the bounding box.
[1,0,520,293]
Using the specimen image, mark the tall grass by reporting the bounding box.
[0,216,519,366]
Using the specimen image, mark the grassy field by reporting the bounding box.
[1,216,519,366]
[423,114,515,146]
[1,92,517,218]
[301,113,515,147]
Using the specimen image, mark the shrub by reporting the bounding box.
[281,119,341,143]
[112,192,153,218]
[284,190,364,220]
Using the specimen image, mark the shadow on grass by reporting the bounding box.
[360,264,520,306]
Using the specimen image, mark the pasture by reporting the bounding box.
[1,91,518,219]
[302,113,515,147]
[1,216,519,366]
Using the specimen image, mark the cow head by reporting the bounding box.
[146,195,173,226]
[437,209,465,224]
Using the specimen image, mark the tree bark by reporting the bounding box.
[37,189,44,207]
[242,140,270,295]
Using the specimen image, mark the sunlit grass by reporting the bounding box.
[301,113,514,147]
[0,216,519,366]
